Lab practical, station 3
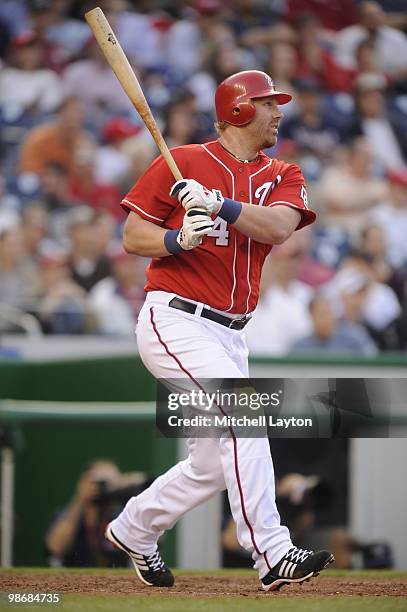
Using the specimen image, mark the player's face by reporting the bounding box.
[248,97,284,150]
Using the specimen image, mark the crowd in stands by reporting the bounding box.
[0,0,406,355]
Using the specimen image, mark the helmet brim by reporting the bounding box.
[251,90,292,105]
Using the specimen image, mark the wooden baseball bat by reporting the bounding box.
[85,6,183,181]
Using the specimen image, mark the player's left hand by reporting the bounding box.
[170,179,223,215]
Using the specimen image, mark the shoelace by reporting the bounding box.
[146,550,165,572]
[285,547,313,564]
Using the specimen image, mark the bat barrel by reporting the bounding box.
[85,6,182,181]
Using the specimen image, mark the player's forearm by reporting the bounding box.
[123,214,172,257]
[233,203,301,244]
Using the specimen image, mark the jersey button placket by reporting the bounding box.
[236,167,247,201]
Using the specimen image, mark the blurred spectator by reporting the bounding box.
[183,51,217,110]
[36,162,77,246]
[44,0,90,60]
[357,224,406,322]
[18,97,94,174]
[246,237,314,356]
[25,0,72,73]
[143,68,173,111]
[341,251,402,350]
[315,136,388,237]
[279,78,345,175]
[0,221,41,323]
[93,210,119,257]
[166,0,229,77]
[0,31,64,114]
[323,267,378,356]
[293,14,355,93]
[66,206,112,293]
[45,459,149,567]
[102,0,163,69]
[279,225,335,288]
[38,162,72,212]
[285,0,358,32]
[207,41,251,86]
[89,248,146,336]
[371,168,407,267]
[162,94,201,147]
[118,135,157,194]
[267,41,297,89]
[360,222,387,261]
[334,1,407,81]
[94,118,142,186]
[291,293,377,355]
[265,42,297,118]
[354,38,388,84]
[62,36,134,120]
[347,73,406,171]
[68,146,122,217]
[36,252,90,334]
[227,0,282,37]
[20,202,51,259]
[227,0,293,52]
[188,41,249,114]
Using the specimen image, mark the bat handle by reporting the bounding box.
[165,155,183,182]
[153,130,183,181]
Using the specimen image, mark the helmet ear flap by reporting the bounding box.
[229,99,256,126]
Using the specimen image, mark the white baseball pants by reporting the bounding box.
[110,291,292,578]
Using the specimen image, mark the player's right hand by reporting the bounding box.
[177,207,214,250]
[170,179,223,215]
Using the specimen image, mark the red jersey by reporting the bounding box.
[121,140,316,314]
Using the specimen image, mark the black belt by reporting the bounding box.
[168,297,251,330]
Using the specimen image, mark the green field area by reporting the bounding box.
[0,569,406,612]
[3,595,404,612]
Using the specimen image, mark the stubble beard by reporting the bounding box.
[258,123,278,150]
[260,133,277,150]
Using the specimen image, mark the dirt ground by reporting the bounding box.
[1,573,407,598]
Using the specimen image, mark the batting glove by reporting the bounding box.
[170,179,223,215]
[177,207,214,250]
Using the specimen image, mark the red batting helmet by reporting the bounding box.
[215,70,292,126]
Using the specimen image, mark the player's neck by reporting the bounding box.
[218,134,259,163]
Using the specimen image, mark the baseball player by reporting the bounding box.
[105,71,334,591]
